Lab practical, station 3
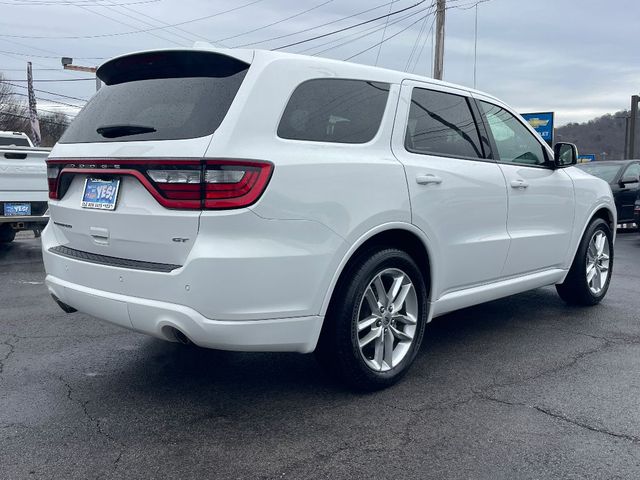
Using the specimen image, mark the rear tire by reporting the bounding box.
[0,225,16,244]
[556,218,613,306]
[316,247,428,391]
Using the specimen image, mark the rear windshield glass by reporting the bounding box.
[59,51,248,143]
[576,163,621,183]
[277,79,390,144]
[0,137,30,147]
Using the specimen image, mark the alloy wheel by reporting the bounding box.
[356,268,418,372]
[586,230,610,295]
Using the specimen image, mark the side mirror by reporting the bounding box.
[620,175,639,186]
[553,142,578,167]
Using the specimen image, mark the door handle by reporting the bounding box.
[510,179,529,189]
[416,174,443,185]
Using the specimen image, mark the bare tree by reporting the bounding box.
[0,73,29,133]
[40,111,70,147]
[1,72,71,146]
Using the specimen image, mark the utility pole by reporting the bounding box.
[433,0,446,80]
[629,95,639,159]
[61,57,100,91]
[26,62,41,146]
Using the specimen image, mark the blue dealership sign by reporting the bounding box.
[578,154,596,163]
[521,112,554,146]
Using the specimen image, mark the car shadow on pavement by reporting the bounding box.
[97,285,588,402]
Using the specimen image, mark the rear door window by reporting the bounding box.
[277,79,390,144]
[404,88,484,159]
[59,51,248,143]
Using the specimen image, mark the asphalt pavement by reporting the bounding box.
[1,232,640,480]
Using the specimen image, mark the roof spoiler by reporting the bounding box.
[96,46,253,86]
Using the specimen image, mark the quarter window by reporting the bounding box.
[404,88,483,159]
[277,79,390,144]
[479,101,547,166]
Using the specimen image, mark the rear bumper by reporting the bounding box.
[0,214,49,225]
[46,274,324,353]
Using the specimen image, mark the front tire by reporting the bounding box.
[556,218,613,305]
[316,248,428,391]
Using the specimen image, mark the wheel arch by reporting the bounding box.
[591,206,616,233]
[319,223,435,318]
[560,203,616,283]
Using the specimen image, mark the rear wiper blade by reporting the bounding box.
[96,124,156,138]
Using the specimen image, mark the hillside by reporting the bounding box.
[555,111,632,161]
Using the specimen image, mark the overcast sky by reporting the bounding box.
[0,0,638,125]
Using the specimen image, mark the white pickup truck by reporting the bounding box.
[0,131,50,243]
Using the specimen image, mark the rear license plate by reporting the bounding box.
[81,178,121,210]
[3,202,31,216]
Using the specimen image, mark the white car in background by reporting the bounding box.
[0,131,50,242]
[42,47,615,390]
[0,130,34,148]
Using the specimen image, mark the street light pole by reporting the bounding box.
[61,57,100,91]
[629,95,639,159]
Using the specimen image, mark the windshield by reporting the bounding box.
[59,51,248,143]
[576,163,621,183]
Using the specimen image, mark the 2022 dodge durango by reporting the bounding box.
[43,46,616,390]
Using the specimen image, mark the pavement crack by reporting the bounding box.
[474,391,525,408]
[267,442,352,478]
[474,392,640,446]
[58,375,126,469]
[476,339,612,396]
[533,406,640,444]
[0,334,19,375]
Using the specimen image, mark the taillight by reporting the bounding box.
[47,164,61,199]
[45,159,273,210]
[204,160,272,209]
[147,169,202,201]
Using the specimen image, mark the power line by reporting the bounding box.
[404,8,431,70]
[0,49,104,60]
[0,68,63,71]
[375,0,395,66]
[274,0,429,50]
[0,48,98,84]
[7,91,83,109]
[308,4,434,57]
[0,0,159,6]
[296,5,421,55]
[0,110,70,127]
[108,0,224,46]
[344,9,433,61]
[2,101,76,118]
[0,0,269,39]
[410,14,436,73]
[234,0,406,48]
[213,0,334,44]
[1,78,94,82]
[98,1,206,46]
[1,81,88,102]
[76,4,190,47]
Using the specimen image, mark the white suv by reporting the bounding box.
[43,47,616,389]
